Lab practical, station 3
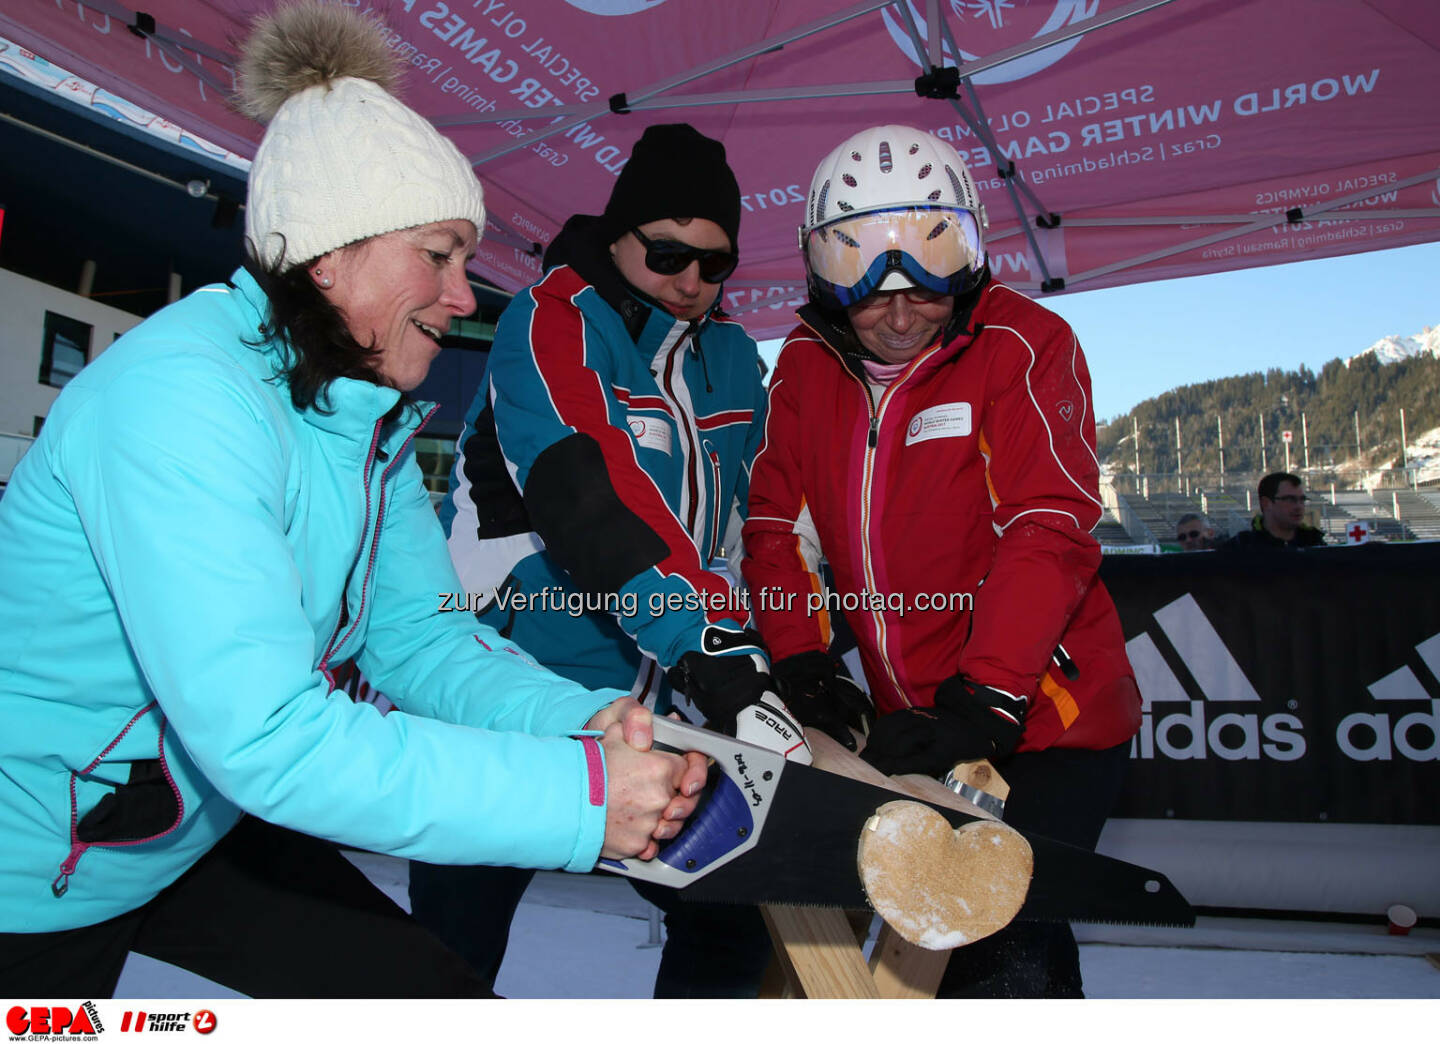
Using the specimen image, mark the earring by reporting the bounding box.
[315,269,332,288]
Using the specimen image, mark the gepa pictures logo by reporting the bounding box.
[6,1004,102,1039]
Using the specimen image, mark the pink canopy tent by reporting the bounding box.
[4,0,1438,339]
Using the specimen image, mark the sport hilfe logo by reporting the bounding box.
[117,1010,217,1034]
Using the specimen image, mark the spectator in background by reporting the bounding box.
[1224,472,1326,550]
[1174,512,1216,551]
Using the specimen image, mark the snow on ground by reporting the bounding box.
[113,853,1440,1001]
[1363,424,1440,489]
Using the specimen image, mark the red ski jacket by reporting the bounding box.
[742,281,1139,753]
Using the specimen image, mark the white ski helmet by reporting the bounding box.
[800,125,988,310]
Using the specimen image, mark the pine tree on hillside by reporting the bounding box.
[1098,353,1440,480]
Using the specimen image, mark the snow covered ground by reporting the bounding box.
[1363,424,1440,488]
[114,852,1440,1001]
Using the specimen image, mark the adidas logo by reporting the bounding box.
[1128,595,1439,763]
[1126,593,1305,761]
[1338,633,1440,762]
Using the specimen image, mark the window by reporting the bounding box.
[40,312,92,388]
[414,436,456,496]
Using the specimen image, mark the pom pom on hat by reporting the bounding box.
[238,2,486,270]
[602,124,741,251]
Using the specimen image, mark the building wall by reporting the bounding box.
[0,267,142,440]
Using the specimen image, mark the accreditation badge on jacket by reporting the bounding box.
[904,401,972,445]
[628,413,672,455]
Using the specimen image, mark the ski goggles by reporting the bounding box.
[631,226,738,284]
[802,206,984,309]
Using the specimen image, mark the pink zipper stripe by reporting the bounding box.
[320,405,438,674]
[318,418,385,674]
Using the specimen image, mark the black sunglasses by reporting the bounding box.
[1178,530,1204,541]
[631,227,738,284]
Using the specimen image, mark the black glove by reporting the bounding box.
[770,650,876,751]
[667,625,772,734]
[859,677,1027,777]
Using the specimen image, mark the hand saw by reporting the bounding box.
[598,716,1194,928]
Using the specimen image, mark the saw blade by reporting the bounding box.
[673,756,1193,926]
[598,717,1194,928]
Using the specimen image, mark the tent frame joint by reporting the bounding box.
[608,93,631,115]
[127,12,156,40]
[1036,213,1062,230]
[913,66,960,100]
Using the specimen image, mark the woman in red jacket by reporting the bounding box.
[742,125,1141,998]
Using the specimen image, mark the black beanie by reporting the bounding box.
[602,124,741,251]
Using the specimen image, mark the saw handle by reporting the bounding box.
[594,716,785,890]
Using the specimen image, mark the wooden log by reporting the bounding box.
[760,904,881,998]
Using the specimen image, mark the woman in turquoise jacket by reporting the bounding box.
[0,3,702,998]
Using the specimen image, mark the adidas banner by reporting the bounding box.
[1100,543,1440,826]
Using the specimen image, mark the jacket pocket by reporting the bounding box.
[76,759,182,844]
[54,714,186,898]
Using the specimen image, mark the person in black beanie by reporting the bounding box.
[408,124,778,997]
[602,123,742,249]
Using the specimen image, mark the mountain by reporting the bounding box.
[1346,325,1440,367]
[1097,323,1440,480]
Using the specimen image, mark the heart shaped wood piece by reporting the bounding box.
[858,799,1033,950]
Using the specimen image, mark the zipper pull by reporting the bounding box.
[867,415,880,448]
[52,843,85,897]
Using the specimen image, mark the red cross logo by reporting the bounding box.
[1348,524,1368,543]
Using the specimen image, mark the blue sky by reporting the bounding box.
[1042,240,1440,422]
[759,240,1440,423]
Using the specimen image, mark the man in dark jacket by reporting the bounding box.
[1224,472,1327,550]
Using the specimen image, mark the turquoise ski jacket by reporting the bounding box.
[0,268,614,933]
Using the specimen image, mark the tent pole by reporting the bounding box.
[458,0,895,163]
[455,0,1180,164]
[995,210,1440,229]
[1062,167,1440,287]
[889,2,1063,288]
[942,0,1180,82]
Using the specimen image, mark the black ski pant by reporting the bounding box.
[937,739,1133,998]
[0,816,492,998]
[408,861,773,998]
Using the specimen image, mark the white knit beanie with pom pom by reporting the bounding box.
[238,2,486,270]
